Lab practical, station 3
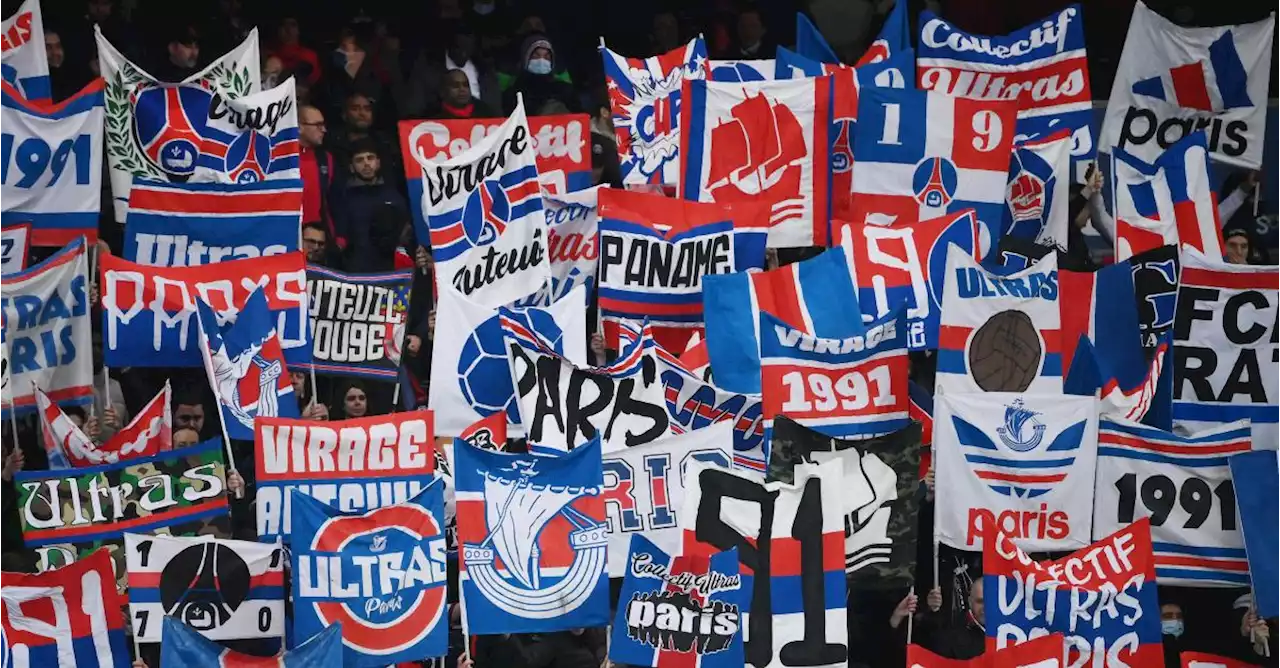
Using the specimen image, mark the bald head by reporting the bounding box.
[299,105,325,148]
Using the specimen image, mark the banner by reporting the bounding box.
[856,0,911,66]
[906,634,1065,668]
[1,80,104,245]
[0,0,49,102]
[937,246,1062,395]
[124,533,284,642]
[707,60,776,82]
[196,286,299,440]
[429,283,585,437]
[15,439,230,573]
[1006,131,1071,249]
[1228,450,1278,618]
[795,13,838,65]
[767,415,920,588]
[0,550,130,668]
[198,76,299,184]
[760,307,909,440]
[1130,245,1180,355]
[455,437,610,634]
[292,479,449,665]
[512,185,602,307]
[1173,247,1278,447]
[100,251,310,368]
[602,422,734,577]
[917,6,1093,173]
[598,188,768,351]
[984,521,1163,667]
[1,222,29,273]
[934,392,1098,551]
[96,27,262,220]
[37,382,171,468]
[1,239,92,417]
[1180,653,1261,668]
[609,535,745,668]
[680,459,847,668]
[601,37,708,186]
[122,178,303,266]
[1098,1,1275,169]
[160,617,341,667]
[1113,132,1222,262]
[302,265,413,379]
[1093,419,1251,586]
[851,87,1016,249]
[680,76,831,248]
[253,412,436,543]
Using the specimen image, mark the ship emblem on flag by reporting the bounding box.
[952,404,1086,499]
[995,399,1046,452]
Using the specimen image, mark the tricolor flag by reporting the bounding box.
[36,381,172,468]
[1113,131,1222,261]
[161,617,340,667]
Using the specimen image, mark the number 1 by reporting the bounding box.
[878,103,902,146]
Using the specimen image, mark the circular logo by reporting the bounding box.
[911,157,958,208]
[225,130,271,183]
[133,84,213,177]
[458,310,565,423]
[710,63,767,82]
[460,181,510,246]
[160,543,251,631]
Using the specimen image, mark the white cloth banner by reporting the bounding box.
[0,0,50,102]
[512,185,602,308]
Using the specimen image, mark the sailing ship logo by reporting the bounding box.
[995,398,1046,452]
[462,458,608,618]
[706,92,805,202]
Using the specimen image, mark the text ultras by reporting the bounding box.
[297,536,448,613]
[21,463,224,529]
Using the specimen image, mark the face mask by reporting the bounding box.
[473,1,495,14]
[527,58,552,75]
[1161,620,1184,638]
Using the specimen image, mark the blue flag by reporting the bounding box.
[196,287,299,440]
[290,478,450,666]
[795,13,839,64]
[1229,450,1278,618]
[161,617,341,666]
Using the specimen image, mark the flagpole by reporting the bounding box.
[9,410,20,457]
[906,585,916,645]
[458,582,474,665]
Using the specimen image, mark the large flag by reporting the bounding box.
[124,533,285,642]
[934,392,1098,552]
[937,246,1063,395]
[856,0,911,66]
[609,535,745,668]
[1113,131,1222,262]
[0,0,49,102]
[408,100,549,307]
[36,382,172,469]
[429,282,585,437]
[851,87,1016,250]
[196,286,299,441]
[14,439,230,573]
[906,634,1065,668]
[95,28,265,220]
[455,438,611,634]
[759,306,909,441]
[767,415,920,587]
[703,245,864,394]
[1005,131,1071,250]
[681,76,832,248]
[122,178,303,267]
[1093,419,1252,587]
[1,80,104,245]
[1173,247,1278,447]
[601,422,734,577]
[917,6,1093,174]
[602,37,708,186]
[681,459,848,668]
[1098,1,1275,169]
[795,13,838,64]
[0,550,130,668]
[598,188,768,351]
[984,520,1163,666]
[100,251,310,368]
[1,239,92,418]
[301,265,413,380]
[291,480,449,666]
[254,412,435,543]
[160,617,341,667]
[1229,450,1278,618]
[707,60,776,82]
[840,209,981,351]
[512,185,603,307]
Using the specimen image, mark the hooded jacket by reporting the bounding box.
[502,34,578,115]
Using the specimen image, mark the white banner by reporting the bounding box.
[512,185,602,308]
[1,224,30,274]
[934,391,1098,551]
[0,0,49,101]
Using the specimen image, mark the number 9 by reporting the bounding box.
[15,137,51,189]
[971,111,1004,152]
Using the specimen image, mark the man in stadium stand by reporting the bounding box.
[329,91,401,182]
[340,138,410,273]
[400,23,501,118]
[267,16,321,85]
[432,69,499,120]
[503,33,578,115]
[298,104,346,250]
[151,25,202,82]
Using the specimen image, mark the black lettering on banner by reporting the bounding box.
[135,610,150,636]
[1115,472,1236,530]
[136,539,153,567]
[426,124,530,205]
[600,235,733,289]
[258,606,272,632]
[693,468,846,668]
[1118,107,1251,158]
[1174,284,1277,404]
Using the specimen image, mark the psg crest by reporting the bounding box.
[912,157,957,208]
[462,180,513,246]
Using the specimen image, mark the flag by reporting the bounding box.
[196,286,298,441]
[36,381,172,468]
[1098,1,1275,169]
[1093,419,1252,586]
[1005,131,1072,250]
[906,634,1065,667]
[1129,245,1180,356]
[1114,132,1222,261]
[160,617,341,667]
[598,188,768,351]
[609,535,745,668]
[512,185,603,307]
[300,265,413,380]
[1,223,30,273]
[122,178,303,267]
[1229,450,1278,618]
[795,13,838,64]
[291,479,449,666]
[0,0,50,102]
[703,245,864,394]
[707,60,776,82]
[681,76,832,248]
[1180,653,1261,668]
[909,380,934,479]
[455,438,611,634]
[601,37,707,186]
[856,0,910,66]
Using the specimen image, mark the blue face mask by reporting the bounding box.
[1162,619,1184,638]
[527,58,552,75]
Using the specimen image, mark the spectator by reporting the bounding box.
[151,25,201,82]
[503,33,577,115]
[172,427,200,448]
[328,92,400,181]
[923,576,985,659]
[44,30,90,102]
[399,23,500,118]
[431,70,499,119]
[93,343,128,443]
[298,105,345,249]
[1160,600,1187,667]
[734,8,776,59]
[200,0,252,57]
[261,54,284,90]
[338,380,370,419]
[1225,228,1253,265]
[320,29,388,124]
[339,139,410,273]
[301,222,340,268]
[268,17,321,86]
[173,389,208,440]
[589,88,622,187]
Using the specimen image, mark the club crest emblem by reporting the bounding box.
[461,180,512,246]
[912,157,957,208]
[995,398,1045,452]
[952,399,1086,499]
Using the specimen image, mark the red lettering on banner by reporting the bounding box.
[967,505,1070,547]
[1,13,33,52]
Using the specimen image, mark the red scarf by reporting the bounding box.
[442,101,474,118]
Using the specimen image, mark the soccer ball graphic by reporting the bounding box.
[458,309,565,422]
